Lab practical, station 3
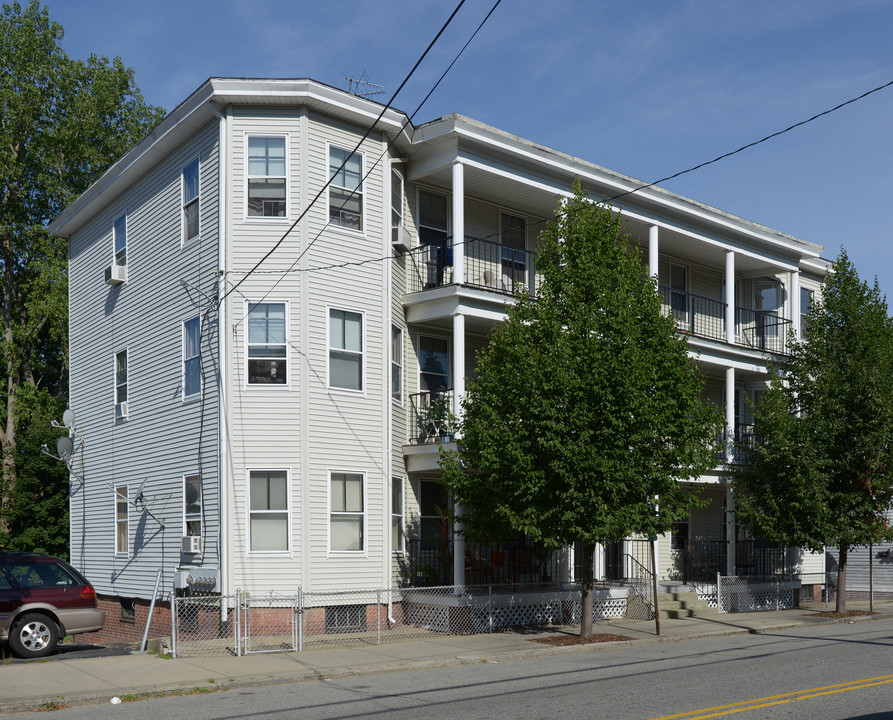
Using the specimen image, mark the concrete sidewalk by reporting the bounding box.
[2,603,890,714]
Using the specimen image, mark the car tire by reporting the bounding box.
[9,613,58,658]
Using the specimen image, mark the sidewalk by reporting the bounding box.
[2,602,890,714]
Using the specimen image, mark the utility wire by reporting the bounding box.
[221,0,473,305]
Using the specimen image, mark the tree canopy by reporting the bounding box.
[734,250,893,612]
[441,183,723,634]
[0,0,164,550]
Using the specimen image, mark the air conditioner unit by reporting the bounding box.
[115,401,128,419]
[181,535,202,554]
[392,225,411,252]
[104,263,127,286]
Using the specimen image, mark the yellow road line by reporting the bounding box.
[648,674,893,720]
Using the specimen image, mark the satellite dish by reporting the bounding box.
[62,409,76,429]
[185,481,199,505]
[56,436,74,462]
[132,477,147,506]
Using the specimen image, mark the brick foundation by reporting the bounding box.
[78,595,172,646]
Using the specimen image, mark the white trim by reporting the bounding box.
[112,211,128,268]
[391,475,405,555]
[327,469,368,556]
[183,473,202,538]
[391,324,403,405]
[181,315,202,401]
[417,332,451,392]
[326,306,366,395]
[114,484,129,556]
[181,155,201,246]
[243,132,290,222]
[245,468,292,557]
[114,347,129,420]
[326,141,366,236]
[243,300,291,389]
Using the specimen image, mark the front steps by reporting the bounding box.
[655,590,718,620]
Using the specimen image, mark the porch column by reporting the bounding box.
[791,270,801,340]
[648,225,659,279]
[452,311,466,587]
[452,160,464,285]
[725,366,735,464]
[725,487,736,577]
[725,250,735,344]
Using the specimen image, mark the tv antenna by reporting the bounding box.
[333,66,384,98]
[42,408,85,485]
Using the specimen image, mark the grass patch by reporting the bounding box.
[117,685,221,703]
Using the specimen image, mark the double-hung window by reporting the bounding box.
[182,158,200,242]
[328,145,363,231]
[419,335,449,393]
[183,316,201,398]
[800,288,813,338]
[184,475,202,537]
[329,309,363,391]
[115,350,128,418]
[247,136,286,217]
[330,471,364,552]
[391,168,404,243]
[392,476,404,553]
[249,470,289,552]
[115,485,129,554]
[247,303,287,384]
[113,214,127,267]
[391,325,403,403]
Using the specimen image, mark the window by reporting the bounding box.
[183,316,201,398]
[248,470,289,552]
[391,325,403,402]
[325,604,366,633]
[753,281,780,341]
[115,485,129,554]
[670,262,688,317]
[419,480,448,548]
[500,212,527,288]
[115,350,128,418]
[247,303,287,384]
[120,598,136,624]
[329,145,363,231]
[418,189,448,245]
[247,136,286,217]
[113,214,127,266]
[330,471,364,551]
[184,475,202,537]
[391,168,404,243]
[800,287,813,337]
[392,476,404,553]
[183,158,200,242]
[671,520,689,551]
[419,336,449,393]
[329,309,363,391]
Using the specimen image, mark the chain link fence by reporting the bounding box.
[717,572,835,613]
[172,577,654,657]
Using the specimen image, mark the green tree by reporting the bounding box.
[734,251,893,613]
[441,183,723,636]
[0,1,164,545]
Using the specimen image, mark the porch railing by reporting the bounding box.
[671,540,795,583]
[408,389,455,445]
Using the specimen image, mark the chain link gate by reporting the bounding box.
[237,590,300,655]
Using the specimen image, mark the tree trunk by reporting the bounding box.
[580,539,595,638]
[836,545,847,614]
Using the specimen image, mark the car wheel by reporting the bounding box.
[9,613,58,658]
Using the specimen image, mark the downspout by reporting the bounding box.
[211,102,230,622]
[386,153,396,625]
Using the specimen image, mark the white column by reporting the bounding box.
[725,251,735,344]
[649,225,659,279]
[725,366,735,464]
[726,487,736,577]
[452,160,464,285]
[791,270,801,340]
[452,311,466,587]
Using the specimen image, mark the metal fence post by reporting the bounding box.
[716,572,722,614]
[171,595,178,658]
[377,589,381,645]
[488,584,493,633]
[235,589,242,657]
[298,586,304,653]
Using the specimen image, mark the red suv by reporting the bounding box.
[0,552,105,658]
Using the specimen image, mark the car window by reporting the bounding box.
[4,561,75,588]
[0,573,12,590]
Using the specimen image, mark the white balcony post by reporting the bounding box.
[452,160,464,285]
[725,366,735,464]
[725,251,735,344]
[726,486,736,577]
[452,310,466,588]
[791,270,801,341]
[648,225,659,279]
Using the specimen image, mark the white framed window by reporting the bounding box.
[417,188,449,245]
[184,475,202,537]
[800,287,814,338]
[328,145,363,231]
[392,476,404,554]
[183,316,201,399]
[391,168,404,242]
[182,158,200,242]
[248,470,289,553]
[419,335,449,393]
[115,349,128,418]
[329,308,363,391]
[669,262,689,319]
[330,471,365,552]
[247,302,287,385]
[391,325,403,403]
[115,485,129,554]
[246,135,287,218]
[113,213,127,266]
[500,211,527,288]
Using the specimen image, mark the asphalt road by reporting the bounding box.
[4,620,893,719]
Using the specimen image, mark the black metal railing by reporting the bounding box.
[736,307,790,353]
[406,236,539,296]
[404,537,564,587]
[671,540,794,582]
[735,540,793,577]
[408,389,455,445]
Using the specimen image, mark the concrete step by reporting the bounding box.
[655,591,718,619]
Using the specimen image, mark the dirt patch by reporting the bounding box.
[532,633,634,646]
[808,610,875,619]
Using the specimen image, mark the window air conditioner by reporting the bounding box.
[392,225,411,252]
[104,264,127,286]
[115,401,128,419]
[181,535,202,554]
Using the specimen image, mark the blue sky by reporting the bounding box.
[49,0,893,298]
